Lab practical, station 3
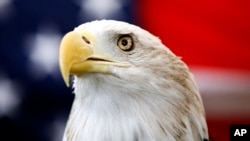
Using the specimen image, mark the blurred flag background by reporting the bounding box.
[0,0,249,140]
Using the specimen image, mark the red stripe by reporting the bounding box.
[137,0,250,70]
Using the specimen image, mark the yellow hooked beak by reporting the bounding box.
[59,31,130,87]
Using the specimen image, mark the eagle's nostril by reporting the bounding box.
[82,36,90,44]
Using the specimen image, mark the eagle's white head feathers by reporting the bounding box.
[59,20,208,141]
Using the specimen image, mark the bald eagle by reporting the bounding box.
[59,20,208,141]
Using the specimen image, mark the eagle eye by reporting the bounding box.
[117,35,134,51]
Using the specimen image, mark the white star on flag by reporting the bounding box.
[24,23,62,80]
[76,0,127,21]
[0,73,21,117]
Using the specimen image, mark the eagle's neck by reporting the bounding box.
[63,74,207,141]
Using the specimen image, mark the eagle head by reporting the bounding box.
[59,20,208,141]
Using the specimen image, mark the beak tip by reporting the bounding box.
[60,67,70,87]
[62,74,70,87]
[63,78,70,87]
[66,82,70,87]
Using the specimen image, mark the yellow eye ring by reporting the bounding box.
[117,35,134,51]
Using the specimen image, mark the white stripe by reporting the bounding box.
[190,66,250,117]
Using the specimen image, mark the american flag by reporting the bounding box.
[0,0,249,140]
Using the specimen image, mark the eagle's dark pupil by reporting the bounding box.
[121,40,128,46]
